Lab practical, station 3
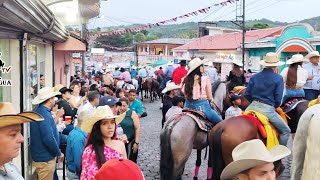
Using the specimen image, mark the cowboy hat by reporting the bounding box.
[131,66,137,70]
[32,87,61,105]
[81,106,125,133]
[204,61,214,67]
[220,139,291,180]
[187,58,208,76]
[0,102,44,128]
[168,61,174,65]
[233,59,243,67]
[286,54,308,65]
[305,51,320,60]
[260,52,285,67]
[161,81,180,93]
[52,84,64,92]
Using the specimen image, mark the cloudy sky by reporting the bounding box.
[88,0,320,29]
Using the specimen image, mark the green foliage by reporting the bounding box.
[252,23,271,29]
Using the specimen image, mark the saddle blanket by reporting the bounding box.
[283,98,306,113]
[242,110,279,150]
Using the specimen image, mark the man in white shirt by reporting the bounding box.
[204,61,218,84]
[165,96,185,121]
[225,94,243,119]
[77,91,100,115]
[303,51,320,100]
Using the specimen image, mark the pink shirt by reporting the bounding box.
[182,76,209,100]
[119,71,131,82]
[80,144,122,180]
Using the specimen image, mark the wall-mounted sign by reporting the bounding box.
[215,53,235,62]
[0,52,12,86]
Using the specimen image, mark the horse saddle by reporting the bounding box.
[242,110,279,150]
[180,108,214,132]
[282,97,306,113]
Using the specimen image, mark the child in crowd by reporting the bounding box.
[225,94,243,119]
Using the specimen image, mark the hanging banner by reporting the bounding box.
[88,0,236,38]
[92,41,133,51]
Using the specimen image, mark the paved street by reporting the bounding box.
[138,100,292,180]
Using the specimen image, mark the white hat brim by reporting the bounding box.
[233,62,243,67]
[81,113,126,133]
[161,85,180,94]
[0,112,44,128]
[32,91,61,105]
[220,145,290,180]
[259,60,285,67]
[305,52,320,60]
[187,59,208,76]
[286,58,308,65]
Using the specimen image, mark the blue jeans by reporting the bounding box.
[160,77,172,90]
[184,100,222,124]
[246,101,291,145]
[304,89,319,101]
[282,88,305,103]
[67,169,79,180]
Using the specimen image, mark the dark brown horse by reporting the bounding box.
[141,77,160,103]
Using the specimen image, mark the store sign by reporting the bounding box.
[0,52,12,86]
[215,53,235,62]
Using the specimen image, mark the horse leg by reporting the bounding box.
[207,148,213,180]
[150,89,153,103]
[194,149,202,180]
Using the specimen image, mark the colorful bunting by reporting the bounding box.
[88,0,236,38]
[92,41,133,51]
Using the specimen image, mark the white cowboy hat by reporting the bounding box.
[186,58,208,76]
[131,66,137,70]
[161,81,180,93]
[305,51,320,60]
[233,59,243,67]
[32,87,61,105]
[286,54,308,65]
[81,106,125,133]
[220,139,291,180]
[204,61,214,67]
[0,102,44,128]
[168,61,174,65]
[259,52,285,67]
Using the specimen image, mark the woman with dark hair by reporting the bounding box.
[181,58,222,124]
[115,88,125,99]
[280,54,308,103]
[227,60,245,91]
[118,97,140,163]
[80,106,127,180]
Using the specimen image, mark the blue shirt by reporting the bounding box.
[129,99,143,115]
[244,68,284,107]
[303,62,320,89]
[66,127,87,174]
[138,68,147,77]
[130,69,138,79]
[164,65,175,77]
[31,105,61,162]
[0,162,24,180]
[113,70,121,77]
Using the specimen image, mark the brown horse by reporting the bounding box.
[141,77,160,103]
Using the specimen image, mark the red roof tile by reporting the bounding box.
[174,27,285,50]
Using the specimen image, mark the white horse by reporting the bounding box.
[131,78,139,90]
[291,104,320,180]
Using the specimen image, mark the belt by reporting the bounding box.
[253,99,273,107]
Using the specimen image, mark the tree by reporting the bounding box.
[252,23,271,29]
[134,32,145,43]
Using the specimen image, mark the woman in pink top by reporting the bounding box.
[80,106,127,180]
[181,58,222,124]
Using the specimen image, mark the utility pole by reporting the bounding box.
[242,0,246,70]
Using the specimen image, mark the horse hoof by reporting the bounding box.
[193,177,198,180]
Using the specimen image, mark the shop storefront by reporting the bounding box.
[0,0,68,178]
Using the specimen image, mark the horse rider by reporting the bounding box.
[130,66,138,80]
[181,58,222,125]
[227,59,246,92]
[303,51,320,100]
[204,61,218,84]
[244,52,291,146]
[161,81,180,128]
[160,61,175,90]
[172,60,188,85]
[280,54,308,103]
[119,68,132,84]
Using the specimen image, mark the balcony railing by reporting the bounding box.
[137,55,174,63]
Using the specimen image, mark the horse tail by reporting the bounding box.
[212,127,225,180]
[160,125,174,179]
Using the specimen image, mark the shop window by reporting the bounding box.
[0,39,12,102]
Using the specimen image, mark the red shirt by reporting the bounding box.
[172,66,188,85]
[155,69,164,75]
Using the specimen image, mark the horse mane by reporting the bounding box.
[212,81,223,96]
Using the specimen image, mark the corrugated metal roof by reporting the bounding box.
[140,38,195,45]
[173,27,284,50]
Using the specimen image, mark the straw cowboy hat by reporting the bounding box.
[161,81,180,93]
[232,59,243,67]
[187,58,208,76]
[260,52,285,67]
[0,102,44,128]
[52,84,64,92]
[32,87,61,105]
[220,139,291,180]
[305,51,320,60]
[286,54,308,65]
[81,106,126,132]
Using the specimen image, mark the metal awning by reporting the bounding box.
[0,0,68,42]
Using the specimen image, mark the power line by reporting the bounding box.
[246,0,283,15]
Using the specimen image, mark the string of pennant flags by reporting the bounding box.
[88,0,237,38]
[92,40,134,51]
